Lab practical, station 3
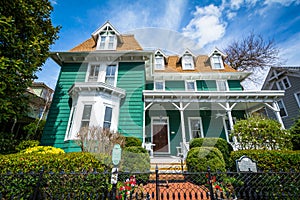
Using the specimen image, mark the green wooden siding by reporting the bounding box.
[117,62,145,139]
[41,63,87,152]
[165,81,185,91]
[228,80,242,91]
[196,80,217,91]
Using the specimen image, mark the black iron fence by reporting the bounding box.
[1,167,300,200]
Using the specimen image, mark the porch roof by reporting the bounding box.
[143,90,284,103]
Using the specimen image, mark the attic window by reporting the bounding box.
[154,52,165,70]
[97,26,117,50]
[211,54,224,69]
[182,53,194,70]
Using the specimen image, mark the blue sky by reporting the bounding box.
[36,0,300,89]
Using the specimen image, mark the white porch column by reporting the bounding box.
[143,102,153,145]
[272,102,285,129]
[219,102,237,143]
[179,102,187,144]
[264,102,285,129]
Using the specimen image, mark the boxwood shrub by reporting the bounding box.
[0,152,108,173]
[125,137,142,147]
[229,150,300,172]
[186,147,226,172]
[189,137,233,168]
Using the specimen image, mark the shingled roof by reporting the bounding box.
[69,35,143,52]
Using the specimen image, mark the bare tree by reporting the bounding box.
[223,32,282,71]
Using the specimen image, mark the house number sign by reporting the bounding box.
[112,144,122,166]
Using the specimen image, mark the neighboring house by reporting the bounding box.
[261,66,300,128]
[27,82,54,120]
[41,21,285,155]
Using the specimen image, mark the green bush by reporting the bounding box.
[186,147,226,172]
[290,117,300,150]
[0,132,18,155]
[15,140,39,152]
[189,137,233,168]
[229,150,300,172]
[120,146,150,172]
[125,137,142,147]
[0,152,108,173]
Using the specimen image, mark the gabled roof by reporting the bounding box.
[180,49,196,57]
[69,35,143,52]
[208,47,227,58]
[92,21,120,39]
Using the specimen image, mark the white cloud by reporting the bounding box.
[50,0,57,5]
[226,11,237,19]
[264,0,300,6]
[160,0,187,30]
[230,0,244,10]
[182,4,226,48]
[279,32,300,65]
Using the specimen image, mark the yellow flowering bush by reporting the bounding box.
[21,146,65,154]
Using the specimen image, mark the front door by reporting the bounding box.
[152,117,169,153]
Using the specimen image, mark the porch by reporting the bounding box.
[142,90,285,157]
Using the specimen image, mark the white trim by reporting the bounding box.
[182,54,194,70]
[185,80,196,91]
[222,116,236,142]
[154,56,165,70]
[65,105,76,141]
[154,80,165,91]
[210,55,224,69]
[151,116,170,154]
[276,77,291,90]
[188,117,204,140]
[294,92,300,108]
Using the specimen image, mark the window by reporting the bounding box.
[211,55,224,69]
[188,118,203,139]
[108,36,115,49]
[105,65,116,86]
[96,25,117,50]
[182,55,194,70]
[185,81,196,91]
[66,106,76,140]
[103,106,112,128]
[277,99,287,117]
[154,81,164,90]
[88,64,100,82]
[294,92,300,108]
[276,77,291,90]
[99,36,106,49]
[216,80,228,91]
[155,56,164,70]
[81,105,92,128]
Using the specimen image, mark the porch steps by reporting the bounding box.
[150,156,187,173]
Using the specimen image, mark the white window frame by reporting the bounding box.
[188,117,204,140]
[103,106,113,129]
[80,104,93,129]
[211,55,224,69]
[294,92,300,108]
[216,80,229,91]
[182,55,194,70]
[154,56,165,70]
[276,77,291,90]
[151,116,170,154]
[87,64,101,82]
[105,64,117,86]
[97,34,117,50]
[154,80,165,91]
[277,99,288,117]
[185,81,196,91]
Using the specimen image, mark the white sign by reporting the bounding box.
[112,144,122,166]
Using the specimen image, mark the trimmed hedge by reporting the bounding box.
[125,137,142,147]
[230,150,300,172]
[0,152,108,173]
[189,137,233,167]
[15,140,39,152]
[186,147,226,172]
[120,146,150,172]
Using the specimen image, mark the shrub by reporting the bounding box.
[189,137,233,168]
[232,116,292,150]
[186,147,226,172]
[21,146,65,154]
[125,137,142,147]
[0,152,108,173]
[229,150,300,172]
[0,132,18,155]
[23,119,46,141]
[290,117,300,150]
[15,140,39,152]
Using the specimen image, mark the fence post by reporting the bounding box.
[207,167,215,200]
[33,167,44,200]
[155,165,159,200]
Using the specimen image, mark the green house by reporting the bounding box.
[41,22,285,156]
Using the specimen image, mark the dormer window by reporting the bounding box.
[182,53,194,70]
[154,51,165,70]
[96,24,118,50]
[211,55,224,69]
